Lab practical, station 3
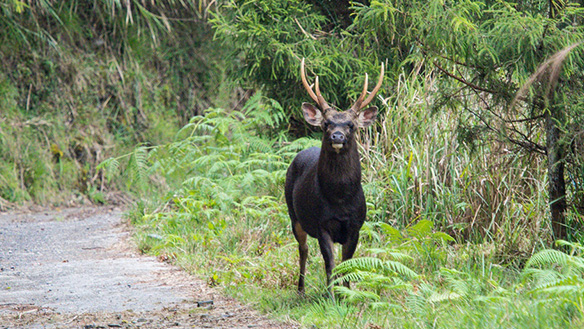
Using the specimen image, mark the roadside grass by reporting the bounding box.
[114,78,584,327]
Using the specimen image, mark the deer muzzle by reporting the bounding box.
[330,131,346,151]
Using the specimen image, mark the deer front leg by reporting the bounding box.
[341,234,360,289]
[318,231,335,297]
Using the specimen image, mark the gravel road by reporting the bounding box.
[0,207,295,328]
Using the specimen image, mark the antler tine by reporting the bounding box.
[300,58,319,104]
[301,58,330,110]
[350,73,369,112]
[314,76,330,110]
[359,62,385,110]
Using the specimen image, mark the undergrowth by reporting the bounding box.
[108,74,584,327]
[0,1,227,207]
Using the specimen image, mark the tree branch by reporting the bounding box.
[433,61,498,94]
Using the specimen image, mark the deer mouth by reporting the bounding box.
[332,143,344,150]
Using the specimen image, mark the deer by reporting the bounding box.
[285,58,384,296]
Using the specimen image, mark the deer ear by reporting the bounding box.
[357,106,378,128]
[302,103,323,126]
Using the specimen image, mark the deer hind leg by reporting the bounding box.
[292,221,308,295]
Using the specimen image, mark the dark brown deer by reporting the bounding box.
[285,58,384,295]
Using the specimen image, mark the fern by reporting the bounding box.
[367,248,415,263]
[331,255,418,303]
[333,285,380,303]
[374,221,404,243]
[519,244,584,311]
[96,157,120,182]
[427,291,463,303]
[242,92,287,134]
[334,257,384,273]
[406,219,434,238]
[126,146,150,190]
[383,260,419,279]
[525,249,572,269]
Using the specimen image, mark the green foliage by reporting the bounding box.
[4,0,584,327]
[110,98,308,288]
[523,240,584,307]
[329,222,584,327]
[117,94,584,327]
[212,0,584,240]
[210,0,389,116]
[351,0,584,238]
[0,0,229,205]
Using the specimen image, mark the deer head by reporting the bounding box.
[300,58,384,153]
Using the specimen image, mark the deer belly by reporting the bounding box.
[294,200,364,242]
[322,218,353,244]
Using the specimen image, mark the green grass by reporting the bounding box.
[116,77,584,327]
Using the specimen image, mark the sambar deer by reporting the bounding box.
[285,58,384,295]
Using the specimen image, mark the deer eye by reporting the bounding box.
[348,122,355,129]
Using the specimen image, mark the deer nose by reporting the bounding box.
[331,131,346,144]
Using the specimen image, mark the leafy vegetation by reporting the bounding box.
[117,93,584,327]
[211,0,584,239]
[0,0,226,206]
[4,0,584,327]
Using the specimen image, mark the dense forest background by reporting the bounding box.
[2,0,584,327]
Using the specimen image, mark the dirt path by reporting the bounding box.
[0,207,296,328]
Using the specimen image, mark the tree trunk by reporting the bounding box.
[544,0,568,241]
[545,102,567,240]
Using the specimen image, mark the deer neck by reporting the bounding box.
[317,141,362,201]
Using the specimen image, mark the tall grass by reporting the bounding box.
[361,72,550,255]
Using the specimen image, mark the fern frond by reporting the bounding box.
[427,291,463,303]
[367,248,414,262]
[334,257,384,274]
[182,175,216,190]
[278,137,321,154]
[333,285,380,303]
[333,256,418,285]
[406,294,429,314]
[529,275,584,295]
[522,268,564,289]
[332,270,369,285]
[382,260,418,279]
[431,231,455,242]
[532,283,584,299]
[525,249,570,269]
[379,222,404,242]
[406,219,433,238]
[96,157,120,181]
[127,146,149,188]
[359,277,414,292]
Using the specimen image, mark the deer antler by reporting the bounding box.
[351,62,384,112]
[300,58,330,110]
